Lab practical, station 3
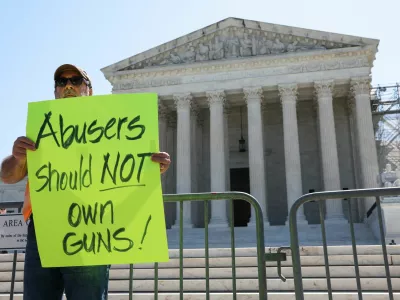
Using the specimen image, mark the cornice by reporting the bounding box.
[109,45,373,80]
[109,47,373,92]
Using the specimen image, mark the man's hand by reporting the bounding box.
[151,152,171,175]
[0,136,35,184]
[12,136,36,161]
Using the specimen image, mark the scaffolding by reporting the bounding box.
[371,83,400,172]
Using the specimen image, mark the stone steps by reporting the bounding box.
[0,245,397,298]
[1,293,400,300]
[1,265,399,280]
[2,277,400,293]
[3,244,399,258]
[1,255,399,271]
[165,225,380,248]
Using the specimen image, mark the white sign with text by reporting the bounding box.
[0,214,28,250]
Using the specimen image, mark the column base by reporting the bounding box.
[325,216,347,225]
[208,223,229,228]
[285,217,308,227]
[171,222,194,229]
[208,217,229,228]
[247,219,270,228]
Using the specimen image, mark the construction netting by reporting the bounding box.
[371,84,400,172]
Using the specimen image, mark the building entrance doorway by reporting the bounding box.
[230,168,251,227]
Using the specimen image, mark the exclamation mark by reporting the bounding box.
[139,215,152,250]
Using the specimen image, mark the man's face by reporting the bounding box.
[54,70,92,99]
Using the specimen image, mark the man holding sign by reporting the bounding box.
[0,64,171,300]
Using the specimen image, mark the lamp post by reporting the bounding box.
[239,106,246,152]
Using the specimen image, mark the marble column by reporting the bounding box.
[206,90,228,227]
[243,87,268,226]
[196,115,204,192]
[190,104,199,226]
[224,107,231,192]
[351,77,380,209]
[346,98,363,221]
[166,115,176,194]
[224,107,231,224]
[190,104,198,194]
[278,84,307,224]
[158,100,168,192]
[314,80,345,222]
[172,93,193,228]
[158,100,169,226]
[165,114,176,227]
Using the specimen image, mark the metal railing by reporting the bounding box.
[162,192,267,300]
[0,192,267,300]
[289,187,400,300]
[0,201,24,300]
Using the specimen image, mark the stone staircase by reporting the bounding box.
[0,245,399,299]
[165,224,381,249]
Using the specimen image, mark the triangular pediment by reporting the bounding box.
[101,17,379,73]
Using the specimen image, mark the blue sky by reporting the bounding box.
[0,0,398,161]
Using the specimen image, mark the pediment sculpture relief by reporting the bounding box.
[381,163,400,187]
[121,28,350,71]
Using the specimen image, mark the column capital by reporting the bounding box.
[243,86,263,103]
[350,76,371,96]
[206,90,226,107]
[278,83,298,103]
[314,80,335,99]
[173,93,193,110]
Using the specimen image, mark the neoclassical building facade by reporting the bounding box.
[100,18,380,228]
[0,18,381,230]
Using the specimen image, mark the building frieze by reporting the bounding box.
[110,49,372,91]
[116,26,355,72]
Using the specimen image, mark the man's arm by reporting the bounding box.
[0,155,27,184]
[0,136,35,184]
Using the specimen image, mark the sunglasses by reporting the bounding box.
[55,76,88,87]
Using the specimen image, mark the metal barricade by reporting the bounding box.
[1,193,267,299]
[145,192,267,300]
[0,201,24,300]
[288,187,400,300]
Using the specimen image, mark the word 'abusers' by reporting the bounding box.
[35,111,146,149]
